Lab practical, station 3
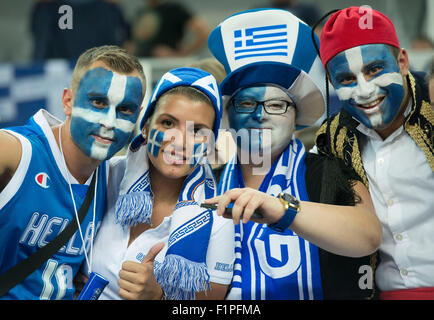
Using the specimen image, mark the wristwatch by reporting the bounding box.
[268,192,300,232]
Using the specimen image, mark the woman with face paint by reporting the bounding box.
[315,7,434,300]
[205,9,382,300]
[428,58,434,106]
[0,45,146,299]
[88,67,235,300]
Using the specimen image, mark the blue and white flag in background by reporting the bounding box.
[0,60,74,128]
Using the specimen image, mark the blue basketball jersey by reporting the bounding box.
[0,110,107,300]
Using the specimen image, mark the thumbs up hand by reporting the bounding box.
[118,242,165,300]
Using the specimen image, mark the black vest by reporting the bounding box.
[305,153,378,300]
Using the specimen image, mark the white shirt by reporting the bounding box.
[88,156,235,300]
[357,107,434,291]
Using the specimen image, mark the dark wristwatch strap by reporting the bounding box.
[268,193,299,232]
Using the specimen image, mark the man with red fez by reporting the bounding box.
[315,6,434,300]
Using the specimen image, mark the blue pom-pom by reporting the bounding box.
[154,254,210,300]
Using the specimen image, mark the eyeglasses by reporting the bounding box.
[231,98,295,115]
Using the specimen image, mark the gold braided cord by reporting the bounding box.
[408,71,417,107]
[314,112,369,187]
[404,73,434,171]
[350,136,369,188]
[420,100,434,124]
[314,122,327,152]
[335,125,347,160]
[329,114,341,156]
[420,102,434,169]
[367,252,378,300]
[328,112,369,188]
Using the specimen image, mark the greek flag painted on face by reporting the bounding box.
[147,128,164,158]
[327,44,405,129]
[70,67,143,161]
[219,137,323,300]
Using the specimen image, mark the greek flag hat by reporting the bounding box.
[140,67,222,139]
[208,8,326,128]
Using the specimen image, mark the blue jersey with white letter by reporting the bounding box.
[0,110,107,300]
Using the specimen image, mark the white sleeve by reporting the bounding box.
[206,215,235,285]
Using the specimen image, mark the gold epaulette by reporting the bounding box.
[315,113,369,189]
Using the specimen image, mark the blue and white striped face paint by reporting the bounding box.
[70,67,143,160]
[328,44,405,129]
[148,128,208,167]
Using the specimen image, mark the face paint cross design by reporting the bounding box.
[189,142,208,167]
[228,85,296,158]
[327,44,405,129]
[148,126,208,168]
[70,67,143,160]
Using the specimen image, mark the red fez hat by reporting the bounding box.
[319,7,400,68]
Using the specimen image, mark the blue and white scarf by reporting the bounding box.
[219,137,323,300]
[115,134,216,300]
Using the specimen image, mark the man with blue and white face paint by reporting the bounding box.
[0,45,146,299]
[69,65,143,161]
[316,7,434,300]
[327,43,407,132]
